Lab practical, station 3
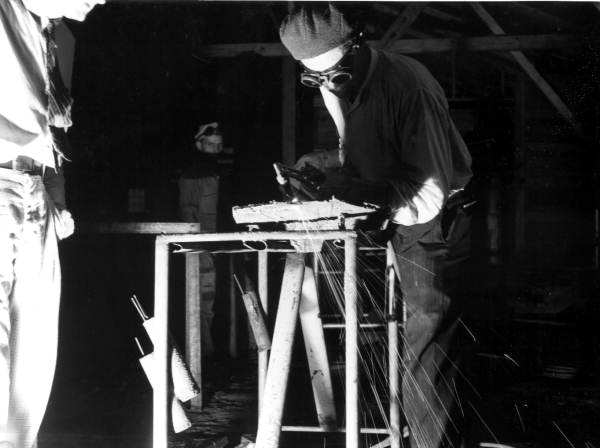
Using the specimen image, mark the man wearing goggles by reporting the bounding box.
[280,4,473,448]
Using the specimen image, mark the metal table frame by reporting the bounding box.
[152,231,360,448]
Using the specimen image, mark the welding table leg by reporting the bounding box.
[387,244,401,448]
[153,239,170,448]
[345,235,359,448]
[185,252,203,409]
[255,253,305,448]
[258,251,269,410]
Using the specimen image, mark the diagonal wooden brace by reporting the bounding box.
[255,253,306,448]
[299,267,337,431]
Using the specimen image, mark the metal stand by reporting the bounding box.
[152,231,402,448]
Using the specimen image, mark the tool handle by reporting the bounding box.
[130,294,149,321]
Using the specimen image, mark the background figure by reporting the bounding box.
[0,1,104,447]
[280,4,473,447]
[177,122,224,358]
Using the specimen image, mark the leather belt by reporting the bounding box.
[0,156,45,175]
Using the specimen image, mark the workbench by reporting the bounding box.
[151,230,363,448]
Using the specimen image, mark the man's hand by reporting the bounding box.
[316,168,353,200]
[54,208,75,240]
[294,149,343,172]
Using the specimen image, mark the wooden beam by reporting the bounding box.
[386,34,579,54]
[196,34,580,58]
[379,2,428,49]
[79,221,202,234]
[513,75,526,256]
[471,3,583,137]
[197,42,288,58]
[281,57,296,166]
[374,3,463,23]
[423,5,464,23]
[502,2,577,32]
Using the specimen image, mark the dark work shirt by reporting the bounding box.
[343,49,472,225]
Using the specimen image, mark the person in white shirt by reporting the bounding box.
[0,1,104,447]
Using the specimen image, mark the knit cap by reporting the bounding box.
[279,4,355,60]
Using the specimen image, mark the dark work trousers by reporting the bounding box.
[392,205,471,448]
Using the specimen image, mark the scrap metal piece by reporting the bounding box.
[232,198,378,231]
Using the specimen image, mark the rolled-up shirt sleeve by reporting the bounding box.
[388,88,454,225]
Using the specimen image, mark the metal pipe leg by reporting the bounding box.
[255,253,306,448]
[387,243,401,448]
[258,251,269,410]
[344,236,359,448]
[153,239,170,448]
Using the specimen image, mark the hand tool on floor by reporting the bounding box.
[130,294,200,402]
[233,274,271,352]
[135,338,192,433]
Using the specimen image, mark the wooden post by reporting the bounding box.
[153,239,170,448]
[299,267,337,430]
[514,74,526,256]
[229,254,237,358]
[386,245,401,448]
[344,235,359,448]
[258,251,269,409]
[185,252,202,409]
[282,57,296,166]
[255,253,305,448]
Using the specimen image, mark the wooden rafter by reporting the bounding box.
[374,3,462,24]
[423,6,463,23]
[379,2,428,49]
[196,34,580,58]
[502,2,577,32]
[389,34,579,54]
[471,3,583,137]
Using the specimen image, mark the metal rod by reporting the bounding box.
[130,294,149,321]
[344,235,359,448]
[281,425,390,434]
[387,243,401,448]
[156,230,356,244]
[322,323,387,329]
[153,240,170,448]
[233,273,245,294]
[255,253,305,448]
[134,337,144,356]
[258,251,269,414]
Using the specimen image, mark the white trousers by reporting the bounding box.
[0,169,60,448]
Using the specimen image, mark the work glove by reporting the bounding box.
[285,163,326,201]
[317,168,391,207]
[294,149,343,172]
[287,149,343,201]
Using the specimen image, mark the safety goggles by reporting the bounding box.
[300,48,355,89]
